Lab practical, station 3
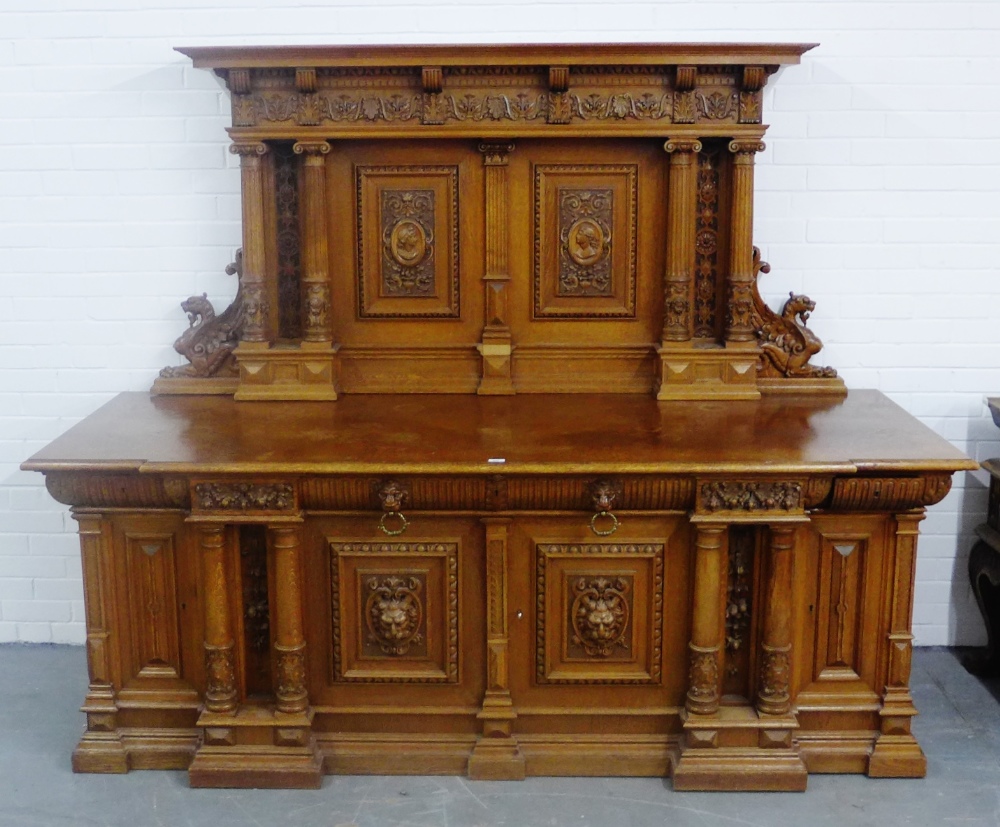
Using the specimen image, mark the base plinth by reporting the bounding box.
[467,738,526,780]
[189,707,322,789]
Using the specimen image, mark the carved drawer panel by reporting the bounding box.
[329,541,459,683]
[536,542,663,684]
[357,165,460,318]
[533,164,638,318]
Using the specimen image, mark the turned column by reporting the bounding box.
[230,141,271,343]
[200,524,237,713]
[725,139,765,345]
[756,524,795,715]
[270,525,309,714]
[293,140,332,343]
[687,523,726,714]
[662,138,702,343]
[477,142,515,395]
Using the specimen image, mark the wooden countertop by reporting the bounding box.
[22,390,976,477]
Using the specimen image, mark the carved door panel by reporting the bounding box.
[794,515,889,707]
[326,141,485,393]
[106,513,200,701]
[506,139,666,392]
[506,516,690,737]
[302,516,485,734]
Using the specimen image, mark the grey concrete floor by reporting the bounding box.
[1,645,999,826]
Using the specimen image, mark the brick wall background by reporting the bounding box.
[1,0,998,645]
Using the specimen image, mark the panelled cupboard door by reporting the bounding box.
[794,515,890,717]
[302,516,486,736]
[326,141,485,394]
[506,516,690,737]
[105,513,202,710]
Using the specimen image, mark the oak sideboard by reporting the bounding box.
[22,43,975,791]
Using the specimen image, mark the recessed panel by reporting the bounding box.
[533,164,637,318]
[536,542,663,684]
[357,166,459,318]
[330,541,459,683]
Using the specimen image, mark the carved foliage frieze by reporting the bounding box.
[330,542,459,683]
[699,480,803,514]
[194,482,295,511]
[227,65,754,129]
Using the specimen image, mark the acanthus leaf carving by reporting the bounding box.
[195,481,295,511]
[568,92,671,121]
[700,480,802,513]
[275,644,307,699]
[687,645,720,701]
[695,90,739,120]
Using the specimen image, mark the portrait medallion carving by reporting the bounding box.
[559,189,613,295]
[381,190,436,297]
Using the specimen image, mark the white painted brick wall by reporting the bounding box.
[1,0,998,647]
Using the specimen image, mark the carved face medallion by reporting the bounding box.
[570,575,631,657]
[389,219,428,267]
[365,575,424,656]
[567,218,606,266]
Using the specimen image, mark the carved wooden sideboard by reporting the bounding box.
[22,44,975,791]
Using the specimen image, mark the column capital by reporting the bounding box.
[728,139,766,156]
[293,140,331,156]
[479,141,516,166]
[229,141,269,158]
[664,138,703,155]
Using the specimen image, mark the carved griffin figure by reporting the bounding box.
[159,251,245,379]
[750,247,837,379]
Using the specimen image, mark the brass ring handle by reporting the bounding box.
[590,510,619,537]
[379,511,409,536]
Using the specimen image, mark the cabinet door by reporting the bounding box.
[506,516,690,736]
[303,516,485,734]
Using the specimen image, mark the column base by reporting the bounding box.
[655,345,761,401]
[467,737,526,780]
[868,734,927,778]
[234,342,340,402]
[72,732,129,774]
[477,340,515,396]
[671,706,807,792]
[189,707,322,789]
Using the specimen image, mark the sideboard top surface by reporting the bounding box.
[24,390,975,476]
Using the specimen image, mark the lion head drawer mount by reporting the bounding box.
[22,43,975,791]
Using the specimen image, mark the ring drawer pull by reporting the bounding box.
[379,511,409,536]
[590,510,619,536]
